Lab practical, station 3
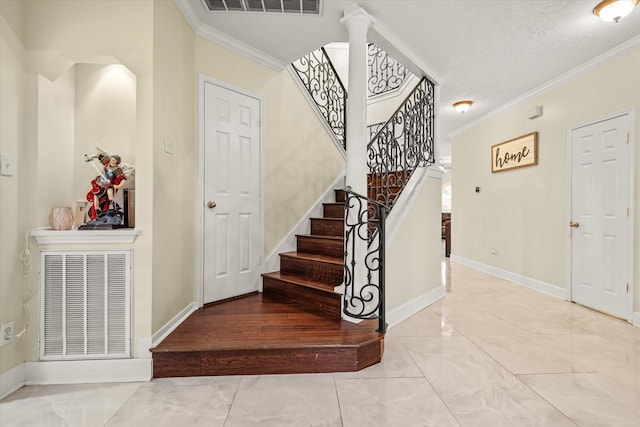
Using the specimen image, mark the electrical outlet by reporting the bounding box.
[1,321,14,346]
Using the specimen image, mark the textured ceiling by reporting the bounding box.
[177,0,640,161]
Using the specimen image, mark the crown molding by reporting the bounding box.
[451,34,640,138]
[174,0,287,71]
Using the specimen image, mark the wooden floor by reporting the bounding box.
[151,292,384,377]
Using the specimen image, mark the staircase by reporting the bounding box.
[151,189,384,377]
[262,189,346,320]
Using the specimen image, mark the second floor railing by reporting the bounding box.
[367,77,435,206]
[291,47,347,149]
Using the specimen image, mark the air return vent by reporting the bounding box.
[40,251,131,360]
[203,0,320,14]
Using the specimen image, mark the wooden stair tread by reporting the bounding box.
[296,234,343,241]
[262,271,338,293]
[280,251,343,265]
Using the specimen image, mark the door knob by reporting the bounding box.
[569,221,580,228]
[207,201,217,209]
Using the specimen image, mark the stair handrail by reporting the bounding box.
[343,186,388,333]
[367,76,435,207]
[291,47,347,149]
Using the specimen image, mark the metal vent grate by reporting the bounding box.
[203,0,320,14]
[41,251,131,360]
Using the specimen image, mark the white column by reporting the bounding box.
[341,6,375,308]
[341,5,375,196]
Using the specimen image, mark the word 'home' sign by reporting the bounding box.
[491,132,538,173]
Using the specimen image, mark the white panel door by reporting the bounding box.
[203,81,261,304]
[571,113,630,319]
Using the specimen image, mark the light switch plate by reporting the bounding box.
[0,153,15,176]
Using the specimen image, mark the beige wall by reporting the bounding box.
[194,37,345,256]
[151,0,197,332]
[452,47,640,312]
[386,174,442,312]
[12,0,155,366]
[0,0,28,375]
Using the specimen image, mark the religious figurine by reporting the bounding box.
[84,145,134,225]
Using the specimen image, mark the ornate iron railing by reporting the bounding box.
[291,47,347,148]
[344,187,387,333]
[367,77,435,206]
[367,43,410,97]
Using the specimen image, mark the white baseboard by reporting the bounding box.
[0,363,26,400]
[633,311,640,328]
[24,358,152,386]
[263,173,345,275]
[450,255,568,300]
[386,285,445,329]
[151,301,199,349]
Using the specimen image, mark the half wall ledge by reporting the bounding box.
[30,227,139,245]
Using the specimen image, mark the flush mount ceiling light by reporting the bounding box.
[453,100,473,114]
[593,0,639,23]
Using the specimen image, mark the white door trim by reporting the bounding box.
[197,73,265,307]
[566,107,635,321]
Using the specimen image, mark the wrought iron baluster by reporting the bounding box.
[291,48,347,149]
[343,187,388,333]
[367,43,410,97]
[367,77,435,207]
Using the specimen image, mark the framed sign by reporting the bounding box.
[491,132,538,173]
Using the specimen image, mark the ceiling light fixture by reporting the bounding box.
[593,0,639,23]
[453,100,473,114]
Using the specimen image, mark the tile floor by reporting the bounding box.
[1,260,639,426]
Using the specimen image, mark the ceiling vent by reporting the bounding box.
[203,0,320,14]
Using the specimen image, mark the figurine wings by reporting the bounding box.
[84,143,135,180]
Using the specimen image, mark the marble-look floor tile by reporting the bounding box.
[336,377,460,427]
[386,307,459,338]
[468,333,596,375]
[520,372,640,427]
[0,382,142,427]
[400,336,577,427]
[105,376,240,426]
[440,310,528,338]
[224,374,341,426]
[334,337,423,379]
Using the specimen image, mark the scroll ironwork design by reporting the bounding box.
[291,47,347,148]
[367,77,435,206]
[344,187,387,333]
[367,43,410,97]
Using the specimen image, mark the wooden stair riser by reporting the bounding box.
[153,338,383,377]
[323,203,345,219]
[310,218,344,237]
[296,235,344,257]
[334,189,346,203]
[263,275,342,320]
[279,255,343,285]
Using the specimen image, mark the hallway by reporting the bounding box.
[2,260,639,426]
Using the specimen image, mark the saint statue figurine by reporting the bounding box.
[84,146,134,225]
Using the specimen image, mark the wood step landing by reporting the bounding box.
[151,293,383,377]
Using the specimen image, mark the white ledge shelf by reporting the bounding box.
[30,228,139,245]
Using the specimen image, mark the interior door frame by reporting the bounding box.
[566,107,635,321]
[197,73,265,308]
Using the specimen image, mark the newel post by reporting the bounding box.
[341,5,375,299]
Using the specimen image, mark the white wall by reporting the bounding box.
[386,172,442,313]
[74,64,137,203]
[0,0,28,375]
[452,46,640,312]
